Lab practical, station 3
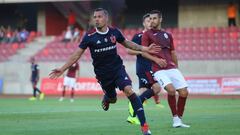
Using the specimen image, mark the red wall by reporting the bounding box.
[45,4,67,36]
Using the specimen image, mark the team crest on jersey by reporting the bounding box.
[110,35,116,43]
[164,33,168,39]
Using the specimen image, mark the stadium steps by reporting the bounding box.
[8,37,54,62]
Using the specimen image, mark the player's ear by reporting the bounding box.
[159,17,162,23]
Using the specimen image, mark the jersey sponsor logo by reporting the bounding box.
[97,40,101,44]
[94,45,116,53]
[110,35,116,44]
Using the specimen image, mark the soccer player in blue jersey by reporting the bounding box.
[29,57,44,101]
[49,8,161,135]
[126,13,165,125]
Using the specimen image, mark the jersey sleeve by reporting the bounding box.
[141,32,150,47]
[131,34,140,45]
[115,28,126,43]
[169,34,175,51]
[79,33,90,49]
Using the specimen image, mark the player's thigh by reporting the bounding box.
[31,80,37,87]
[154,70,172,90]
[69,78,76,89]
[168,69,188,90]
[99,79,117,99]
[137,73,152,90]
[151,82,161,94]
[115,66,132,92]
[63,76,70,86]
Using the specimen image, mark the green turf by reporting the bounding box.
[0,97,240,135]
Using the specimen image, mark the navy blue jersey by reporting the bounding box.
[132,32,152,75]
[31,64,39,81]
[79,27,125,79]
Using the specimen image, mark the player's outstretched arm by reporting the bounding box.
[121,40,161,54]
[126,48,142,55]
[49,48,85,79]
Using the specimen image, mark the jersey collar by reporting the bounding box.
[95,27,109,35]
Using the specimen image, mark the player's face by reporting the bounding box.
[93,11,108,29]
[150,13,162,29]
[143,17,151,30]
[30,58,35,64]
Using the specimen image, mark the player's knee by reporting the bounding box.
[165,86,176,96]
[178,88,188,97]
[123,86,134,97]
[152,83,161,94]
[109,98,117,103]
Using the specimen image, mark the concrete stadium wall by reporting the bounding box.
[0,60,240,95]
[179,0,239,27]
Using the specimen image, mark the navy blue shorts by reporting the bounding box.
[96,66,132,99]
[31,78,38,84]
[137,70,156,89]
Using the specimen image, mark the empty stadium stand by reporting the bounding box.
[33,27,240,62]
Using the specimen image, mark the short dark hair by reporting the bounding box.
[94,8,109,16]
[142,13,150,22]
[149,10,162,18]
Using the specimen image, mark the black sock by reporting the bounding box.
[33,89,37,97]
[139,89,154,103]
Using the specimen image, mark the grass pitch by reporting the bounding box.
[0,96,239,135]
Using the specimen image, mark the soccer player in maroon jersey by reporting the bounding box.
[59,62,79,102]
[49,8,161,135]
[126,13,164,125]
[141,10,190,128]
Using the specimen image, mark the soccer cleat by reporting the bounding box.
[180,123,190,128]
[141,123,151,135]
[39,93,45,100]
[126,116,140,125]
[29,97,37,101]
[172,116,182,128]
[172,116,190,128]
[102,99,109,111]
[155,103,165,108]
[128,102,135,117]
[59,97,64,102]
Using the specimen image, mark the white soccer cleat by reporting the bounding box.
[172,116,190,128]
[172,116,182,128]
[59,97,64,102]
[179,123,190,128]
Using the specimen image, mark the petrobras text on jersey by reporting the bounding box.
[94,45,116,53]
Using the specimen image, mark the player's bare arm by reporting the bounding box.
[121,40,161,54]
[126,48,142,55]
[171,50,178,68]
[49,48,85,79]
[142,52,167,68]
